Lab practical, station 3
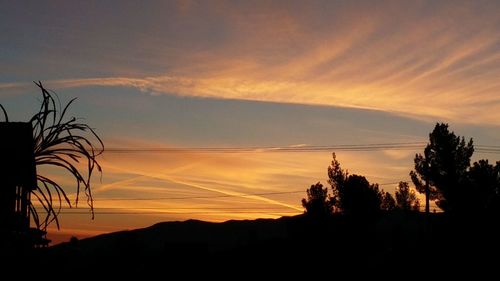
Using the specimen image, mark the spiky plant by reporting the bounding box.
[1,81,103,231]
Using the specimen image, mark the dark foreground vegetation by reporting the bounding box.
[7,212,499,277]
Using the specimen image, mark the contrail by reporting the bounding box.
[94,163,303,212]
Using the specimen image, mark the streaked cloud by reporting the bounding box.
[3,1,499,124]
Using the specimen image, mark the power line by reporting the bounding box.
[89,142,500,154]
[53,207,300,210]
[101,142,428,153]
[475,145,500,148]
[93,182,401,201]
[40,141,500,154]
[378,182,401,186]
[38,211,300,215]
[475,148,500,154]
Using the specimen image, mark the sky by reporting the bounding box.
[1,0,500,244]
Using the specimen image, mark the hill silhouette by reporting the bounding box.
[16,213,495,277]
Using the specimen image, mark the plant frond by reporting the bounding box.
[0,104,8,122]
[29,81,103,230]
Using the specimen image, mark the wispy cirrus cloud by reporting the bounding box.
[2,1,500,124]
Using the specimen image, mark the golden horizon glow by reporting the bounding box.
[43,140,420,244]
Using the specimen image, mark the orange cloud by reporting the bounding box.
[3,2,500,125]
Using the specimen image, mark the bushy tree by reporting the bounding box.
[381,192,396,211]
[342,175,384,215]
[302,182,333,218]
[328,153,385,215]
[467,160,500,213]
[395,181,420,211]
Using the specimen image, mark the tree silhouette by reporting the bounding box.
[342,175,384,215]
[328,153,386,215]
[328,153,348,190]
[327,153,347,212]
[410,123,473,213]
[302,182,333,218]
[467,160,500,214]
[395,181,420,211]
[381,192,396,211]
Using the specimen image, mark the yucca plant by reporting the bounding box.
[1,81,103,231]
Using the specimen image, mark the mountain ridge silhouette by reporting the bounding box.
[32,212,496,277]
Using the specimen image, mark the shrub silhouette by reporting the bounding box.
[341,175,384,215]
[302,182,333,218]
[381,192,396,211]
[328,154,386,215]
[467,159,500,214]
[395,181,420,211]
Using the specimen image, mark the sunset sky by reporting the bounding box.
[1,0,500,244]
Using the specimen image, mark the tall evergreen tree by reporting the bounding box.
[410,123,473,213]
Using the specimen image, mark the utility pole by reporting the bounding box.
[425,179,430,214]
